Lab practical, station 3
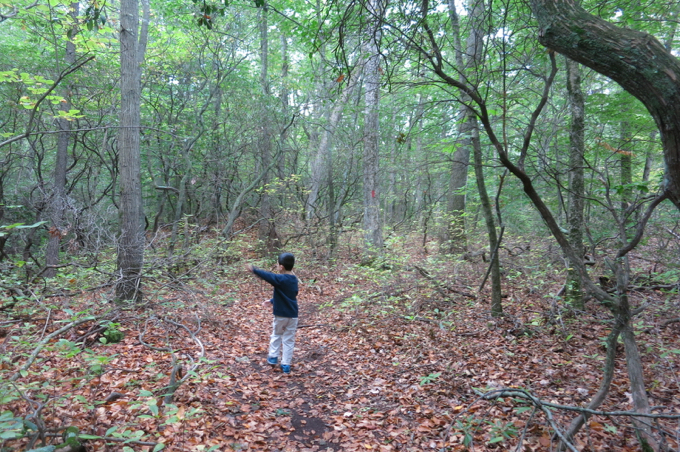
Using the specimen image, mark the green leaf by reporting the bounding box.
[16,221,47,229]
[153,444,165,452]
[23,420,38,430]
[78,434,103,439]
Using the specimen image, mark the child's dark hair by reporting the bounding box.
[278,252,295,271]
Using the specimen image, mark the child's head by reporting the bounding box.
[278,252,295,271]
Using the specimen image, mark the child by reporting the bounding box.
[246,252,299,374]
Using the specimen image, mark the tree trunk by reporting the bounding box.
[116,0,148,301]
[529,0,680,210]
[168,143,192,255]
[525,4,668,446]
[471,118,502,316]
[620,119,633,211]
[565,57,585,309]
[45,2,79,278]
[362,0,384,256]
[307,77,357,222]
[257,3,278,255]
[443,0,478,252]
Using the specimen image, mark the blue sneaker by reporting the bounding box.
[267,357,277,366]
[281,364,291,374]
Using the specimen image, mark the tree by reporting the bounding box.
[256,1,280,254]
[116,0,149,301]
[564,57,585,308]
[44,2,79,278]
[529,0,679,211]
[443,0,470,252]
[362,0,384,255]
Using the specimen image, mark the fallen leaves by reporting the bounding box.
[2,247,679,452]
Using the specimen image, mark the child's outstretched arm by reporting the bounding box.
[246,264,273,307]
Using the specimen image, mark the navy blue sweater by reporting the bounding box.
[252,268,299,318]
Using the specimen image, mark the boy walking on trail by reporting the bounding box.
[246,252,298,374]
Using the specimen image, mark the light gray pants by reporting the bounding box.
[268,316,298,365]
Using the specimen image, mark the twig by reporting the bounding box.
[39,309,52,342]
[476,389,579,452]
[11,381,47,448]
[138,318,172,352]
[479,226,505,291]
[414,265,476,299]
[10,316,95,381]
[480,388,680,419]
[159,314,205,404]
[42,433,158,447]
[661,318,680,328]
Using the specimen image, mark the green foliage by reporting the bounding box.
[487,420,519,444]
[418,372,441,386]
[0,221,47,238]
[101,322,125,344]
[0,410,38,440]
[451,415,481,447]
[83,2,108,31]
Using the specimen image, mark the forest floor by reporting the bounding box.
[2,238,680,451]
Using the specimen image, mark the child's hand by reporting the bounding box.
[246,264,254,273]
[262,300,272,307]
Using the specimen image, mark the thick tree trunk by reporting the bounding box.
[530,0,680,210]
[116,0,148,301]
[257,4,278,254]
[565,57,585,308]
[443,0,482,252]
[362,0,384,256]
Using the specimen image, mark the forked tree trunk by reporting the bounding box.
[307,77,357,223]
[471,119,502,317]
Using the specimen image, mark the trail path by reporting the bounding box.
[6,261,675,452]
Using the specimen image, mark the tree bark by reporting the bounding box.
[257,3,278,254]
[116,0,148,301]
[443,0,479,252]
[306,77,357,222]
[362,0,384,256]
[565,57,585,308]
[45,2,79,278]
[471,118,502,316]
[529,0,680,210]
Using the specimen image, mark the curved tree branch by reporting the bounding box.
[529,0,680,209]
